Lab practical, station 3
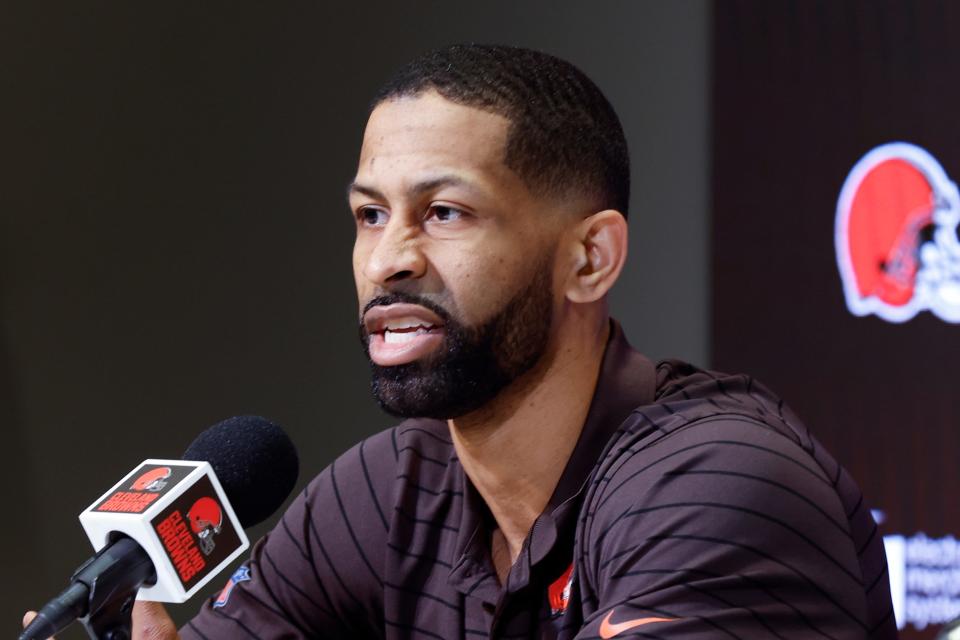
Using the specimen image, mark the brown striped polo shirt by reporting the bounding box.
[183,321,897,639]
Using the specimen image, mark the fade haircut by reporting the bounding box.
[372,44,631,218]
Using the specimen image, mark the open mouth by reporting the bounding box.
[380,318,443,344]
[363,303,447,366]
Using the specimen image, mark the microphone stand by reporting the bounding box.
[20,537,155,640]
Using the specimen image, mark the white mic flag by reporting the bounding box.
[79,459,249,603]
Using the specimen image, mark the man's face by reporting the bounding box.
[349,92,565,419]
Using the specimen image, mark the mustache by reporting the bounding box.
[360,292,454,326]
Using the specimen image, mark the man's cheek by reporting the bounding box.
[352,239,374,283]
[452,281,511,325]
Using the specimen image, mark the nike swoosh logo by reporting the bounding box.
[599,609,676,639]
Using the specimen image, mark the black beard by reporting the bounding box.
[359,263,554,420]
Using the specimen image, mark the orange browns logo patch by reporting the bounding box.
[548,563,574,615]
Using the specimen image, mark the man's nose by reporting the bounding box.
[363,218,427,285]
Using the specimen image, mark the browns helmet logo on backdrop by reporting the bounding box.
[836,142,960,323]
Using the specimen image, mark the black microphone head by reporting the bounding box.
[183,415,299,528]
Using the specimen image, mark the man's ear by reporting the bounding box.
[564,210,628,304]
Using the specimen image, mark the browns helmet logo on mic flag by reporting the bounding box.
[131,466,172,492]
[187,496,223,556]
[836,142,960,323]
[148,470,243,592]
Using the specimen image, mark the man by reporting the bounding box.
[26,44,897,638]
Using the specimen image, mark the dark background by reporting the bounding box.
[1,2,710,637]
[713,2,960,637]
[714,0,960,538]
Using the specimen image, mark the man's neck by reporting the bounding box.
[448,313,610,573]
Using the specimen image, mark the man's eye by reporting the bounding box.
[429,205,465,222]
[359,208,387,226]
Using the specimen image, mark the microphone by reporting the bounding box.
[20,415,299,640]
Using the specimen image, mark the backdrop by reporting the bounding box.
[714,2,960,637]
[0,2,710,636]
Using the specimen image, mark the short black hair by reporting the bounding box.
[372,44,630,218]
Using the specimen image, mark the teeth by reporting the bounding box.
[385,330,415,344]
[384,317,435,331]
[384,327,436,344]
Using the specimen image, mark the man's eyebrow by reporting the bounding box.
[347,175,477,201]
[408,175,473,196]
[346,182,385,201]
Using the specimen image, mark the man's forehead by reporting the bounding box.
[357,92,511,174]
[361,92,510,160]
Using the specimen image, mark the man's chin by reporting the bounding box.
[369,368,504,421]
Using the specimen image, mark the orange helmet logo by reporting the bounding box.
[187,496,224,555]
[837,142,960,323]
[130,467,172,492]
